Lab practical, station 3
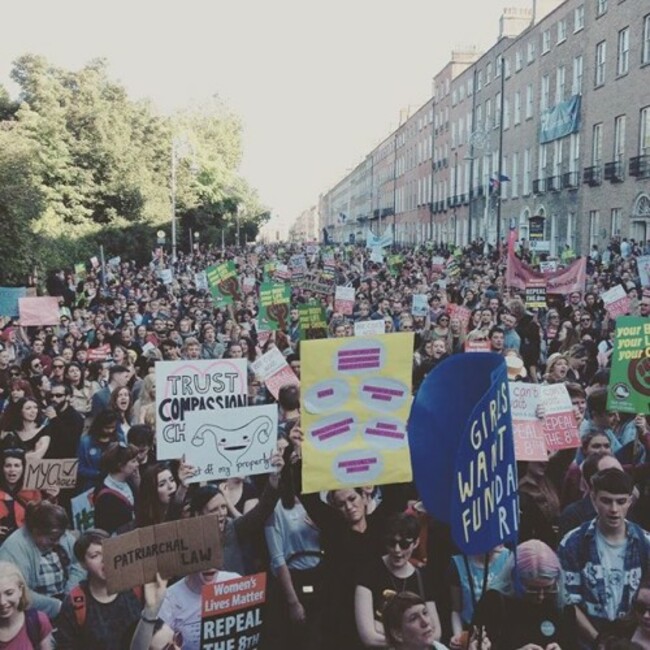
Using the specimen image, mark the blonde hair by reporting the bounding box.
[0,561,30,611]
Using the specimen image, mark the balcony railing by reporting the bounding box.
[629,155,650,179]
[547,176,561,192]
[532,178,547,194]
[562,171,580,189]
[604,160,624,183]
[583,165,602,186]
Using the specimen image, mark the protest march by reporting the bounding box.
[0,235,649,650]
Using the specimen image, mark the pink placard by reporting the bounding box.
[18,297,60,326]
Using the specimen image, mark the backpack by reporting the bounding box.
[70,583,142,627]
[24,608,42,648]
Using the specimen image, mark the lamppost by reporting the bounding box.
[193,231,200,252]
[170,135,195,263]
[453,151,459,245]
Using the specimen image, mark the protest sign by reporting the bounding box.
[508,384,547,461]
[184,404,278,483]
[525,279,547,310]
[18,297,60,326]
[607,316,650,414]
[274,264,291,281]
[301,333,414,492]
[71,489,95,533]
[465,339,491,353]
[86,344,112,362]
[602,285,630,319]
[206,262,241,304]
[539,260,558,273]
[108,256,121,268]
[334,286,355,315]
[411,295,428,317]
[370,248,384,263]
[262,262,277,281]
[0,287,27,318]
[242,276,256,295]
[258,283,291,331]
[431,256,445,273]
[447,304,472,330]
[251,348,299,399]
[103,514,221,594]
[289,254,308,279]
[74,263,87,280]
[194,271,208,292]
[159,269,173,285]
[24,459,78,491]
[638,256,650,287]
[409,354,518,555]
[298,304,328,340]
[300,280,333,296]
[155,359,248,461]
[201,573,266,650]
[540,384,580,451]
[354,320,385,337]
[90,256,100,269]
[507,250,586,295]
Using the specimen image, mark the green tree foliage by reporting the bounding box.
[0,55,267,284]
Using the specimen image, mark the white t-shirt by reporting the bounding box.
[159,571,240,650]
[596,529,627,621]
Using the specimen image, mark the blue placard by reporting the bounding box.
[408,353,519,554]
[0,287,27,318]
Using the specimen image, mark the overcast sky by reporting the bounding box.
[1,0,534,234]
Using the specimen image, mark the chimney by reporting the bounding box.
[499,6,534,38]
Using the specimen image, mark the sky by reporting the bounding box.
[0,0,534,236]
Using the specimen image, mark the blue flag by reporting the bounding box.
[408,353,519,554]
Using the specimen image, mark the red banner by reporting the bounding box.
[506,249,586,295]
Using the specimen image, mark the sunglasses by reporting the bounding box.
[386,537,415,550]
[634,601,650,615]
[52,364,65,369]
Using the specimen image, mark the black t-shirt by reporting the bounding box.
[357,556,433,621]
[474,590,577,650]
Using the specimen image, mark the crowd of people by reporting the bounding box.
[0,235,648,649]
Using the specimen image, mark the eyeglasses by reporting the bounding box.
[580,318,591,323]
[634,601,650,615]
[386,537,415,550]
[31,361,42,368]
[52,364,65,369]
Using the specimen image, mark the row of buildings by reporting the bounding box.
[316,0,650,256]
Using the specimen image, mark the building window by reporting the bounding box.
[515,50,523,71]
[496,56,502,76]
[596,0,607,17]
[592,123,603,165]
[614,115,626,162]
[644,15,650,65]
[526,84,534,119]
[485,99,492,130]
[514,91,521,125]
[538,143,548,179]
[504,98,510,129]
[477,70,483,91]
[617,28,630,76]
[611,208,622,236]
[467,77,474,96]
[589,211,600,250]
[574,5,585,32]
[541,75,550,111]
[512,152,519,197]
[542,30,551,54]
[553,139,563,177]
[495,93,502,128]
[524,148,532,195]
[527,41,535,64]
[555,66,566,104]
[557,19,567,44]
[640,107,650,155]
[486,62,493,84]
[572,55,584,95]
[570,133,581,173]
[595,41,607,87]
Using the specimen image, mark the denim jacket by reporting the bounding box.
[558,518,650,623]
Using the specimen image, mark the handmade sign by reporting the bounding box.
[301,333,414,492]
[103,514,222,594]
[637,256,650,287]
[525,279,547,310]
[159,269,173,285]
[24,459,78,491]
[539,260,558,274]
[607,317,650,414]
[602,285,630,319]
[409,353,518,555]
[18,297,60,326]
[447,304,472,330]
[87,344,112,362]
[206,262,241,304]
[184,404,278,482]
[412,295,429,317]
[71,489,95,533]
[251,348,299,399]
[201,573,266,650]
[0,287,27,318]
[258,283,291,331]
[298,305,328,340]
[354,320,385,337]
[334,286,355,315]
[540,384,580,451]
[508,384,547,461]
[155,359,248,461]
[194,271,208,292]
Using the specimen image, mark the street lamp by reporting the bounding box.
[170,135,195,264]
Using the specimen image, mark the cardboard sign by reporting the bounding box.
[334,286,355,315]
[251,348,299,399]
[201,573,266,650]
[298,304,328,340]
[301,333,414,492]
[18,297,60,326]
[0,287,27,318]
[607,317,650,414]
[525,280,547,310]
[24,459,78,490]
[412,295,429,317]
[71,488,95,533]
[258,283,291,331]
[103,514,222,594]
[508,384,547,461]
[540,384,580,451]
[184,404,278,483]
[602,285,630,319]
[409,354,518,555]
[354,320,385,337]
[155,359,248,461]
[206,262,241,304]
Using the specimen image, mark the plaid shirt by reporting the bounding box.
[35,547,67,599]
[558,518,650,623]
